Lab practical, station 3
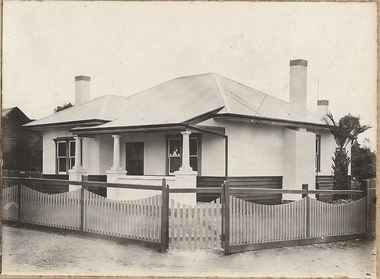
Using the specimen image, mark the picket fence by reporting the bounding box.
[3,184,164,250]
[229,196,366,246]
[2,176,374,254]
[169,199,221,250]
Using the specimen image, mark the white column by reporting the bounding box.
[73,136,82,169]
[174,131,197,205]
[180,131,192,171]
[112,135,121,170]
[69,136,87,191]
[107,134,126,199]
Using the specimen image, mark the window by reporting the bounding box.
[167,136,200,175]
[189,138,198,172]
[126,142,144,175]
[168,138,182,174]
[56,139,76,174]
[316,135,321,172]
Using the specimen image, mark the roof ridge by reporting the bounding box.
[211,73,230,112]
[97,95,111,119]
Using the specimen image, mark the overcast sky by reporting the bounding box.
[3,1,377,147]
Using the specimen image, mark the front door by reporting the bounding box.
[126,142,144,175]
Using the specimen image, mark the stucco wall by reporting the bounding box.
[225,121,284,176]
[201,133,225,176]
[283,128,316,200]
[97,135,113,174]
[318,129,335,175]
[118,132,167,175]
[82,137,100,175]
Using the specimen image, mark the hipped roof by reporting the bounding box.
[25,73,326,131]
[24,95,128,128]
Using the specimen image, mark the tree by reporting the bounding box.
[325,113,371,198]
[351,140,376,189]
[54,102,73,113]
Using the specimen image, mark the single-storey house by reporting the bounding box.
[25,59,339,204]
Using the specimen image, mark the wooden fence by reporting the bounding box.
[2,175,375,254]
[169,199,221,250]
[2,176,169,252]
[197,176,282,204]
[223,181,371,254]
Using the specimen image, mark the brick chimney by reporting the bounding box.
[317,100,329,117]
[290,59,307,118]
[75,76,90,105]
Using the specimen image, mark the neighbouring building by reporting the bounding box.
[24,59,339,204]
[2,107,42,171]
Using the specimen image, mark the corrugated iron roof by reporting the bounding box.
[87,73,324,131]
[24,95,128,127]
[25,73,325,130]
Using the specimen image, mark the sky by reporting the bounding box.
[2,1,377,148]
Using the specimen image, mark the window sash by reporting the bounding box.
[56,139,76,174]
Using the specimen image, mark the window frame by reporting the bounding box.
[54,137,81,174]
[315,135,321,172]
[165,134,201,176]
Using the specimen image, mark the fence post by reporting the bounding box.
[160,178,169,252]
[221,182,225,244]
[365,179,376,237]
[18,171,22,221]
[80,175,86,231]
[303,183,310,238]
[223,180,230,255]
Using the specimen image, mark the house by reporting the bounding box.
[2,107,42,171]
[24,59,338,204]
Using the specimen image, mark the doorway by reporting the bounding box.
[126,142,144,175]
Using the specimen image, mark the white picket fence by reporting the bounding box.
[3,185,162,242]
[169,198,222,250]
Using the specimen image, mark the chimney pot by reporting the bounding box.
[75,76,91,82]
[290,59,308,67]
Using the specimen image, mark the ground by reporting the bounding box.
[1,225,376,278]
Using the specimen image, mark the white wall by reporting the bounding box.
[118,132,167,175]
[283,128,316,200]
[318,129,336,176]
[225,121,284,176]
[82,137,99,174]
[201,133,225,176]
[98,135,113,174]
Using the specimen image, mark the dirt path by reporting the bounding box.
[2,225,376,278]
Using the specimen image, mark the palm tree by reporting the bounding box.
[325,113,371,198]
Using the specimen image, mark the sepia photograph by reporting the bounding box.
[1,1,377,278]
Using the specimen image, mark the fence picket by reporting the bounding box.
[216,199,221,249]
[189,205,194,249]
